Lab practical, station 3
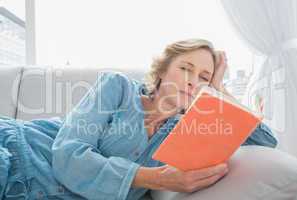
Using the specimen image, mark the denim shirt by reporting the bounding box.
[0,71,277,200]
[51,71,277,200]
[52,71,179,200]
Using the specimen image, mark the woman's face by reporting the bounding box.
[158,48,215,112]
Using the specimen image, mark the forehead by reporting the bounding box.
[173,49,215,72]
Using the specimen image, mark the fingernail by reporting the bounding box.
[216,164,227,173]
[225,167,229,173]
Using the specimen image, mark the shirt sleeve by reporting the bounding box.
[241,122,278,148]
[52,71,141,200]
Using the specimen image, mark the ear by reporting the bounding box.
[159,72,165,79]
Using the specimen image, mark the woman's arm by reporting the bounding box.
[216,86,278,148]
[52,72,140,200]
[131,166,163,190]
[218,87,278,148]
[242,122,278,147]
[208,51,278,148]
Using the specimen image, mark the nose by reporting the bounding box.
[186,79,196,94]
[186,76,204,96]
[187,82,193,88]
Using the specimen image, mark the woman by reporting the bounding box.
[0,39,277,200]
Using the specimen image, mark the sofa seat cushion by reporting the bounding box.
[150,146,297,200]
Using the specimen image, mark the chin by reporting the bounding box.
[167,94,192,113]
[179,97,193,108]
[175,101,190,113]
[178,108,186,114]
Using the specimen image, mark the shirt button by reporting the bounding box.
[58,186,64,193]
[134,151,140,156]
[37,191,43,199]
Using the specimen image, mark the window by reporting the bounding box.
[33,0,254,101]
[0,0,25,66]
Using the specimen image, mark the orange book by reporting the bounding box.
[152,86,263,171]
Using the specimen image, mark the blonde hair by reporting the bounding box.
[144,38,218,98]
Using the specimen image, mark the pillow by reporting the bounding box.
[150,146,297,200]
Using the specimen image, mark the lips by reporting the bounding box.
[180,90,194,98]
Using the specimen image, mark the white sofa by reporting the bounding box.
[1,65,297,200]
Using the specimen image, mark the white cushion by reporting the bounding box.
[151,146,297,200]
[0,65,23,118]
[16,66,145,120]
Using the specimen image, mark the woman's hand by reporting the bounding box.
[209,51,238,101]
[210,51,228,92]
[155,163,229,193]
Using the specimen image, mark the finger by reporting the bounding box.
[217,51,223,64]
[221,51,226,57]
[187,163,228,180]
[193,171,226,191]
[214,51,223,65]
[215,53,226,70]
[216,51,226,67]
[198,164,228,181]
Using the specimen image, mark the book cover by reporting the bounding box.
[152,86,263,171]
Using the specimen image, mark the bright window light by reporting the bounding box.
[35,0,253,79]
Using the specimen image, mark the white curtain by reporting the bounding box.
[220,0,297,157]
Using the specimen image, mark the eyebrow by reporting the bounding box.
[181,61,195,68]
[181,61,213,76]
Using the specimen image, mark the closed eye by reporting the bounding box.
[180,67,190,71]
[200,76,209,81]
